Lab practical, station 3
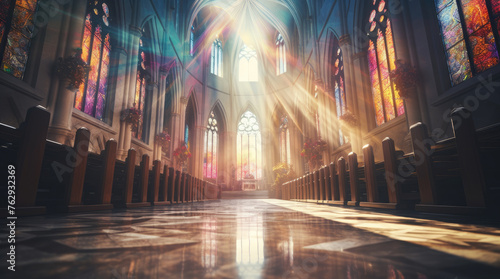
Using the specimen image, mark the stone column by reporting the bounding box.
[49,0,88,143]
[339,34,362,156]
[118,26,141,160]
[155,72,167,160]
[389,1,422,126]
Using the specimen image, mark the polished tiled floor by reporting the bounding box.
[1,195,500,278]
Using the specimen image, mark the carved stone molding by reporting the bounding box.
[180,96,189,104]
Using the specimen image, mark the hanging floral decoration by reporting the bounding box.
[389,60,419,99]
[55,48,90,90]
[120,104,142,131]
[339,111,359,128]
[300,138,327,171]
[155,129,171,150]
[173,141,192,167]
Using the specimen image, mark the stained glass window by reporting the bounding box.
[276,33,286,75]
[237,111,262,180]
[329,36,348,145]
[239,45,258,82]
[210,36,223,77]
[434,0,500,86]
[204,111,219,179]
[367,0,405,126]
[0,0,39,79]
[74,0,112,121]
[279,115,291,164]
[132,31,150,141]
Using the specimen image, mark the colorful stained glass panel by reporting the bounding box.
[95,35,110,120]
[437,2,464,50]
[84,26,102,116]
[369,41,385,126]
[1,0,38,79]
[448,40,472,84]
[377,32,396,121]
[461,0,499,72]
[75,16,92,111]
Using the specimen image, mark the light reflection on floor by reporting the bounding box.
[1,199,499,278]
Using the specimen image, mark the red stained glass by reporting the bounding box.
[84,26,102,116]
[460,0,499,72]
[369,41,385,126]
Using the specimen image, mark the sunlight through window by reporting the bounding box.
[239,45,258,82]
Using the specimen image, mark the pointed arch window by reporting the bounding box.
[279,115,291,165]
[237,111,262,180]
[74,0,112,121]
[434,0,500,86]
[132,31,150,141]
[330,36,348,145]
[276,33,286,75]
[367,0,404,126]
[204,110,219,179]
[210,36,223,77]
[239,45,258,82]
[0,0,40,79]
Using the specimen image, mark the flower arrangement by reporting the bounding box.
[172,141,192,167]
[390,60,419,99]
[55,48,90,90]
[339,111,359,128]
[155,129,171,150]
[300,138,327,171]
[120,104,142,130]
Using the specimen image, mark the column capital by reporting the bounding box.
[129,25,142,37]
[180,96,189,104]
[339,34,352,47]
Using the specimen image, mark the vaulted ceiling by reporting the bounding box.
[187,0,310,49]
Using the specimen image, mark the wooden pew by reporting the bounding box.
[1,106,50,216]
[347,152,360,206]
[337,157,348,205]
[175,170,181,203]
[168,167,176,204]
[158,165,171,205]
[319,167,326,202]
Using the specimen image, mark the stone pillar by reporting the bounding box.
[49,0,88,143]
[118,26,141,160]
[389,2,422,126]
[339,34,362,156]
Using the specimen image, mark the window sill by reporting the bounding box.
[72,109,116,135]
[332,142,352,157]
[131,138,153,152]
[0,71,43,101]
[431,66,500,106]
[364,115,407,139]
